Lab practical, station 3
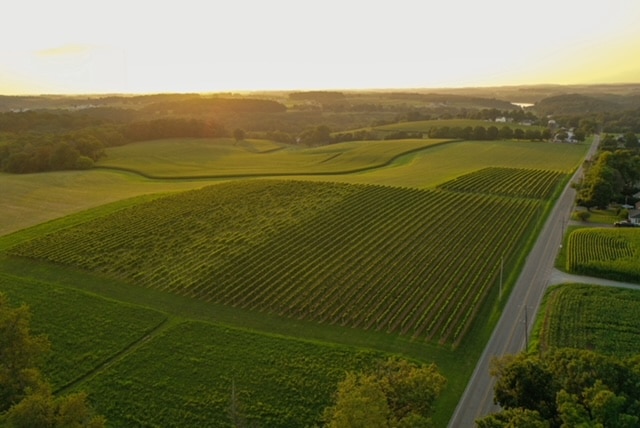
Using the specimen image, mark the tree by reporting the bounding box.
[324,372,391,428]
[476,408,549,428]
[490,355,557,421]
[0,293,105,427]
[623,132,638,149]
[0,293,49,412]
[478,349,640,428]
[6,386,106,428]
[486,126,499,140]
[499,126,514,140]
[233,128,246,143]
[513,128,525,140]
[473,126,487,140]
[324,357,446,427]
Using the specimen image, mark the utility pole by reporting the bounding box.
[524,305,529,350]
[499,254,503,299]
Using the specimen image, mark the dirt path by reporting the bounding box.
[549,268,640,290]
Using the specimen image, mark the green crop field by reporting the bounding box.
[0,137,590,426]
[438,167,565,199]
[0,273,167,389]
[96,137,450,178]
[535,284,640,357]
[8,179,546,347]
[566,228,640,282]
[82,321,384,427]
[0,273,386,427]
[0,169,217,237]
[1,139,587,236]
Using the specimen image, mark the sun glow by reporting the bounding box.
[1,0,639,95]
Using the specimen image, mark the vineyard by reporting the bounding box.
[438,167,565,199]
[566,228,640,282]
[8,175,553,347]
[537,284,640,357]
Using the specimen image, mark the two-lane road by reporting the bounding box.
[448,136,599,427]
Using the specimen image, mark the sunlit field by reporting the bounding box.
[96,138,449,177]
[0,136,591,426]
[1,139,588,236]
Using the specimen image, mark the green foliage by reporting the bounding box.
[565,228,640,282]
[577,150,640,209]
[0,293,50,412]
[82,321,384,427]
[0,274,167,388]
[6,386,106,428]
[536,284,640,356]
[479,349,640,427]
[324,372,392,428]
[0,293,105,427]
[324,357,446,427]
[477,408,549,428]
[438,167,564,199]
[96,137,446,178]
[8,179,546,346]
[575,210,591,222]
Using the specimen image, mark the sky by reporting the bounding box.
[2,0,640,95]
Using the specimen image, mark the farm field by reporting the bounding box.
[534,283,640,357]
[96,137,450,178]
[0,273,386,427]
[1,138,588,236]
[372,119,546,133]
[566,227,640,283]
[0,169,218,237]
[0,137,589,426]
[0,273,168,389]
[8,179,551,346]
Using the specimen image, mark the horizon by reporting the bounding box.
[6,81,640,99]
[2,0,640,95]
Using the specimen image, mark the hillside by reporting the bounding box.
[7,178,557,346]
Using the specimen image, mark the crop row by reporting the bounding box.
[565,228,639,280]
[438,167,564,199]
[538,284,640,357]
[9,179,543,346]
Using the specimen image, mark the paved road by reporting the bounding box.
[448,136,600,427]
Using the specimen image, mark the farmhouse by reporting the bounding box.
[630,201,640,225]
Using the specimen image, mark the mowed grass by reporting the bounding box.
[330,140,587,189]
[0,169,219,236]
[535,284,640,357]
[97,137,450,178]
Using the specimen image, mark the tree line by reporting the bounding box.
[0,115,228,174]
[576,133,640,210]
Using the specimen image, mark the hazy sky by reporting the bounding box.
[2,0,639,94]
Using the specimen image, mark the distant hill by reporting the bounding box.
[533,92,640,116]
